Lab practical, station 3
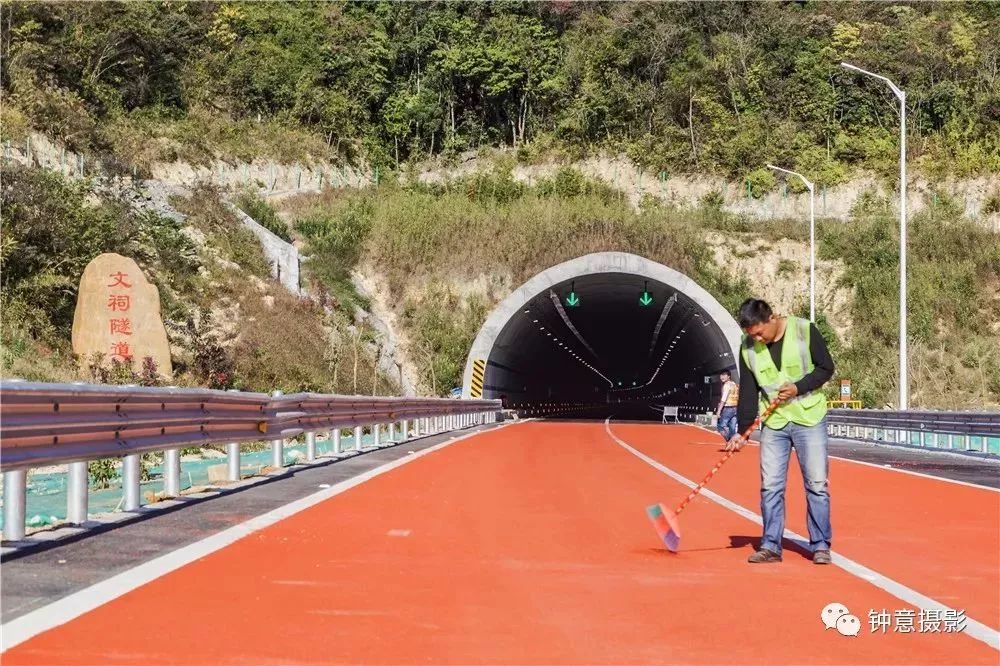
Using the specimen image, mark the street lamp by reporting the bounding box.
[841,61,908,411]
[767,164,815,322]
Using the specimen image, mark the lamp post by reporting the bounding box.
[841,62,907,410]
[767,165,815,322]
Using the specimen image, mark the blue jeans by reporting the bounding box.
[716,406,738,441]
[759,418,831,554]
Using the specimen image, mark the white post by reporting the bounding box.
[354,425,363,450]
[305,431,316,462]
[767,164,815,321]
[271,437,284,468]
[842,62,907,410]
[374,424,381,447]
[4,470,27,540]
[401,419,409,440]
[67,461,89,524]
[227,442,240,481]
[270,390,285,468]
[389,422,396,442]
[164,448,181,497]
[333,428,342,454]
[122,454,141,510]
[809,182,816,322]
[898,89,908,410]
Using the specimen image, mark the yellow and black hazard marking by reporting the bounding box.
[470,359,486,398]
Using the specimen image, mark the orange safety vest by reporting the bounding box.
[722,380,739,407]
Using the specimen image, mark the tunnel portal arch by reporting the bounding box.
[461,252,742,403]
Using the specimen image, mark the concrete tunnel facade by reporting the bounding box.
[461,252,742,412]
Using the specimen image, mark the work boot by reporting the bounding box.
[747,548,782,563]
[813,549,832,565]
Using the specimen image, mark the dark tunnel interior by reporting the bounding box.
[483,272,737,421]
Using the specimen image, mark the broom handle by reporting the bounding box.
[673,398,783,516]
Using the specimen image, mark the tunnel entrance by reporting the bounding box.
[462,253,741,418]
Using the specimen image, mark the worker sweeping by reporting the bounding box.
[726,298,835,565]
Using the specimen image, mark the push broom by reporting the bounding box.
[646,397,783,552]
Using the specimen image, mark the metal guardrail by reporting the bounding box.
[827,408,1000,454]
[0,381,502,541]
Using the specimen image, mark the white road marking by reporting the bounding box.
[1,420,522,652]
[673,421,999,492]
[606,418,1000,651]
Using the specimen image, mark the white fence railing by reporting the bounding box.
[826,408,1000,454]
[0,381,502,541]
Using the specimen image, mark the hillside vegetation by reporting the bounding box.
[2,2,998,410]
[2,2,998,184]
[280,166,1000,409]
[0,165,398,396]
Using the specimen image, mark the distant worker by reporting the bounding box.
[715,370,739,441]
[726,298,835,565]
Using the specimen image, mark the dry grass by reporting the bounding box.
[105,107,335,170]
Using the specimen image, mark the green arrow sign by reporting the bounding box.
[566,292,580,307]
[639,291,653,306]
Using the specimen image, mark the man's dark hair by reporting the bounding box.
[737,299,773,328]
[720,369,731,378]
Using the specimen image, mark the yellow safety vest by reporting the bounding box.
[740,316,827,429]
[723,381,739,406]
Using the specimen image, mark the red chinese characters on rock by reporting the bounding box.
[110,341,133,362]
[107,294,131,312]
[109,318,133,336]
[107,272,133,361]
[107,272,132,288]
[72,253,173,377]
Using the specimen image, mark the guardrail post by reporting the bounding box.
[227,443,241,481]
[305,431,316,462]
[271,390,284,468]
[164,448,181,497]
[67,461,88,524]
[388,422,396,442]
[354,425,363,450]
[401,419,409,440]
[374,424,381,447]
[271,436,284,468]
[122,454,141,511]
[3,470,27,540]
[332,428,342,453]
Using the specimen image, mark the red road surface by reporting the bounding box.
[4,421,998,665]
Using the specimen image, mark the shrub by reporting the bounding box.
[234,191,292,242]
